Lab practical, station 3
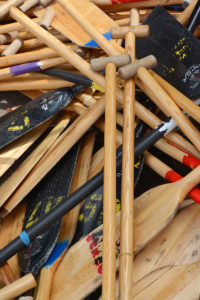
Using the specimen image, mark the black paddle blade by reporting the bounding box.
[0,85,85,150]
[18,141,80,277]
[136,5,200,98]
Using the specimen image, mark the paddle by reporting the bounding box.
[49,198,200,299]
[35,131,96,300]
[136,5,200,98]
[17,139,80,299]
[0,84,87,150]
[72,114,148,244]
[119,28,135,299]
[102,62,117,300]
[35,1,123,53]
[109,203,200,299]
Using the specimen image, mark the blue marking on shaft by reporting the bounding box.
[19,231,31,246]
[85,31,112,47]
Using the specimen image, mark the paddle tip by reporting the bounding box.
[0,207,9,218]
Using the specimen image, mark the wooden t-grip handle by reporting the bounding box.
[0,273,37,299]
[90,54,131,71]
[1,38,24,57]
[39,0,53,6]
[111,25,150,39]
[40,7,56,30]
[118,55,157,80]
[19,0,39,12]
[0,0,24,20]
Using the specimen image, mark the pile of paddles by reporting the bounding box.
[0,0,199,299]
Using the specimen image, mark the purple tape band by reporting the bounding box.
[10,61,42,76]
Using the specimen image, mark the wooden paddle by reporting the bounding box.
[108,202,200,299]
[9,6,200,160]
[36,1,123,54]
[49,189,200,300]
[119,21,136,299]
[134,164,200,252]
[102,63,116,300]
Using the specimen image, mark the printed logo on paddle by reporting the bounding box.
[86,224,120,275]
[183,64,200,89]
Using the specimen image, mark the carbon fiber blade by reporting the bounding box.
[18,140,81,277]
[0,85,85,150]
[136,5,200,98]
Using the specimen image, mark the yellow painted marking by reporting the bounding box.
[8,125,24,131]
[24,116,30,128]
[25,201,42,228]
[134,161,141,169]
[79,213,84,222]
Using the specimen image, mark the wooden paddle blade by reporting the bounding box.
[133,263,200,300]
[35,2,117,48]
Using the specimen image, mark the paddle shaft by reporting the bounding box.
[120,31,135,300]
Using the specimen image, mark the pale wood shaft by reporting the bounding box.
[137,66,200,152]
[0,273,37,299]
[130,8,139,26]
[0,17,41,34]
[144,151,172,179]
[0,263,15,285]
[57,0,123,56]
[0,78,73,90]
[120,31,135,300]
[150,71,200,123]
[0,57,67,81]
[2,96,105,215]
[135,79,200,158]
[102,63,116,300]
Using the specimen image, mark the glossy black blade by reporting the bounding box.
[136,5,200,98]
[18,141,80,277]
[0,85,86,150]
[41,68,92,86]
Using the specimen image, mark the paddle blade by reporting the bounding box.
[18,141,80,277]
[0,85,85,150]
[136,6,200,98]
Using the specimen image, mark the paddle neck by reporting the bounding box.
[178,165,200,198]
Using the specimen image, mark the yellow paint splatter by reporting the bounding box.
[134,161,141,169]
[79,213,84,222]
[26,201,42,228]
[8,125,24,131]
[24,116,30,128]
